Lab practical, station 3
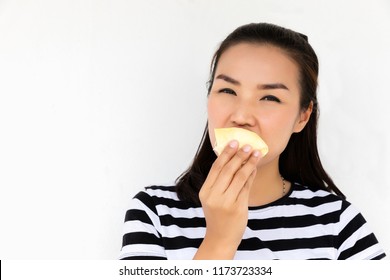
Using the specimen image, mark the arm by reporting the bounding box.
[119,191,167,260]
[193,141,261,259]
[336,200,386,260]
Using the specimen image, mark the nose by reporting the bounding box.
[230,100,256,128]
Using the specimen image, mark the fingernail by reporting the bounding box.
[229,140,238,148]
[243,145,251,153]
[253,150,260,157]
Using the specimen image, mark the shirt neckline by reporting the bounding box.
[248,181,295,211]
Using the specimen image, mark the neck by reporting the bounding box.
[248,157,289,207]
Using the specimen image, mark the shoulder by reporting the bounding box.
[291,183,386,259]
[135,185,182,204]
[286,182,353,227]
[291,182,340,198]
[134,185,178,202]
[132,184,199,213]
[291,182,363,216]
[289,182,345,208]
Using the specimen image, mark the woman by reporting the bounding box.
[119,23,386,260]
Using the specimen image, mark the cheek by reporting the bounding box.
[207,95,236,149]
[259,109,300,151]
[207,95,229,128]
[207,97,222,147]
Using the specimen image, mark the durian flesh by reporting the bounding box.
[214,127,268,157]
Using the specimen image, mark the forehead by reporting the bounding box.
[215,43,300,87]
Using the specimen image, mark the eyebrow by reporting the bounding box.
[215,74,289,91]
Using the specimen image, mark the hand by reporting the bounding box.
[194,140,262,259]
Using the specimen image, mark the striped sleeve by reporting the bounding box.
[119,191,167,260]
[336,200,386,260]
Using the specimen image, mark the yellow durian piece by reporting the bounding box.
[214,127,268,157]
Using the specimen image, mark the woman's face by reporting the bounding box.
[207,43,311,166]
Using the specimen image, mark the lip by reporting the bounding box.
[229,126,259,135]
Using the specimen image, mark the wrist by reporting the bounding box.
[193,234,240,260]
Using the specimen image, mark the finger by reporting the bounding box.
[201,140,239,192]
[236,167,257,205]
[211,145,257,194]
[223,151,260,203]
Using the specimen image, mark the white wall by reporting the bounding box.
[0,0,389,259]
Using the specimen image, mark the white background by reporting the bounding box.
[0,0,389,259]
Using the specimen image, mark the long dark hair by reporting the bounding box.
[176,23,345,205]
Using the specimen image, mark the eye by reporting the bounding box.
[218,88,236,95]
[261,95,281,103]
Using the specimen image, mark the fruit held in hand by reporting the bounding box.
[214,127,268,157]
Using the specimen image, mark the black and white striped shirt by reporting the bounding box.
[119,182,386,260]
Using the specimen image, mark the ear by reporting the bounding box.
[293,101,313,133]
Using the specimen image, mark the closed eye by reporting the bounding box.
[261,95,281,103]
[218,88,236,95]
